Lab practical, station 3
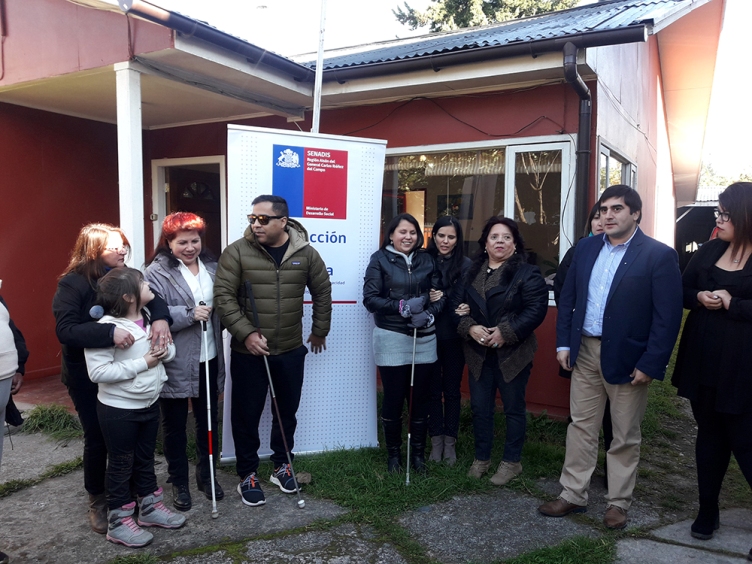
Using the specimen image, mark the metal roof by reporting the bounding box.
[306,0,701,70]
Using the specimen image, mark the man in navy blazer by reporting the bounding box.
[538,185,683,529]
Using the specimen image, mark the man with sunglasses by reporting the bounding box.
[214,195,332,508]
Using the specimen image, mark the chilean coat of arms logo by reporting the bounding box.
[276,148,300,168]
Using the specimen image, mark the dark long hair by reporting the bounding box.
[380,213,424,252]
[467,216,526,282]
[426,216,465,287]
[146,212,214,268]
[584,202,602,237]
[718,182,752,261]
[96,267,145,319]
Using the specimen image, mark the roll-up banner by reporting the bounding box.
[220,125,386,463]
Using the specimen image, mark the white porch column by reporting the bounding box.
[115,62,145,268]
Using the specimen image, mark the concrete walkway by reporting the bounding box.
[2,424,750,564]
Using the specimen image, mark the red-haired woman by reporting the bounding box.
[145,213,225,512]
[53,223,173,533]
[673,182,752,545]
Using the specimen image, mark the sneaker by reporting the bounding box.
[138,488,186,529]
[270,464,299,494]
[490,460,523,486]
[172,483,192,511]
[107,502,154,548]
[467,459,491,479]
[238,472,266,506]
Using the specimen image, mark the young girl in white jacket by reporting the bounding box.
[85,267,184,548]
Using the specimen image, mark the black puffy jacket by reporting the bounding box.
[362,248,445,336]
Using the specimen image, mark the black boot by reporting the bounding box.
[409,418,428,475]
[382,418,403,473]
[691,498,720,540]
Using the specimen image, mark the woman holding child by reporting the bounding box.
[53,224,173,534]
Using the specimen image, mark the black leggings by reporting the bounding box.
[691,386,752,503]
[67,382,107,496]
[380,363,432,423]
[427,338,465,438]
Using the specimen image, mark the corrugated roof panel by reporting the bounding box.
[311,0,693,70]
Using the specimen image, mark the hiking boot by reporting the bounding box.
[196,471,225,501]
[490,460,522,486]
[238,472,265,506]
[88,493,108,534]
[443,436,457,466]
[138,488,186,529]
[467,459,491,479]
[429,435,444,462]
[106,502,154,548]
[171,483,192,511]
[271,464,299,494]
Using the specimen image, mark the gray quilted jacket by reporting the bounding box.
[144,254,226,398]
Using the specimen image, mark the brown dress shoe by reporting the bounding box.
[604,505,628,529]
[538,497,587,517]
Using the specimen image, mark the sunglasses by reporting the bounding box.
[248,214,285,226]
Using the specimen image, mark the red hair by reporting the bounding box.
[160,212,206,242]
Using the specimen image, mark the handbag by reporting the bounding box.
[5,395,23,427]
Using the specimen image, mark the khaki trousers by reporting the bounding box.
[559,336,648,510]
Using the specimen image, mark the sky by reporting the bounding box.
[153,0,750,179]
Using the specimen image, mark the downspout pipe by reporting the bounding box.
[118,0,314,83]
[563,41,592,235]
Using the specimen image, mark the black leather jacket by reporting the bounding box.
[434,254,472,341]
[363,248,445,336]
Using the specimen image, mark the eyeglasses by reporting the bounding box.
[105,246,128,254]
[714,209,731,223]
[248,214,284,226]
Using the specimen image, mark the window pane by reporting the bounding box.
[599,152,609,194]
[608,155,623,186]
[513,150,562,278]
[382,150,505,257]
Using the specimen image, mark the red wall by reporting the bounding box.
[0,103,120,377]
[0,0,173,88]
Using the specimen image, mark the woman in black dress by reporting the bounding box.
[673,182,752,546]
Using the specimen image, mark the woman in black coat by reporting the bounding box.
[458,216,548,486]
[52,223,173,533]
[425,216,472,465]
[363,213,445,474]
[673,182,752,544]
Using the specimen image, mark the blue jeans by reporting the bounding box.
[469,357,531,462]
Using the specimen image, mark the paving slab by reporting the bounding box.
[0,456,347,563]
[651,509,752,558]
[537,477,662,529]
[1,433,83,483]
[399,489,598,563]
[616,538,748,563]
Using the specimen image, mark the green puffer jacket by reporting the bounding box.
[214,219,332,355]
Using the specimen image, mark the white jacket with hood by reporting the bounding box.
[84,315,176,409]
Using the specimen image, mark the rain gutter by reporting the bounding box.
[118,0,315,83]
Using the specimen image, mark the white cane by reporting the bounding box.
[198,301,219,519]
[405,327,418,486]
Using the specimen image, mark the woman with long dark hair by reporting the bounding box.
[145,212,225,512]
[458,216,548,485]
[673,182,752,546]
[53,223,172,533]
[363,213,445,474]
[425,216,471,465]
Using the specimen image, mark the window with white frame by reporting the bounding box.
[598,142,637,194]
[382,140,574,281]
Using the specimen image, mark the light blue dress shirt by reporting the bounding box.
[558,227,639,351]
